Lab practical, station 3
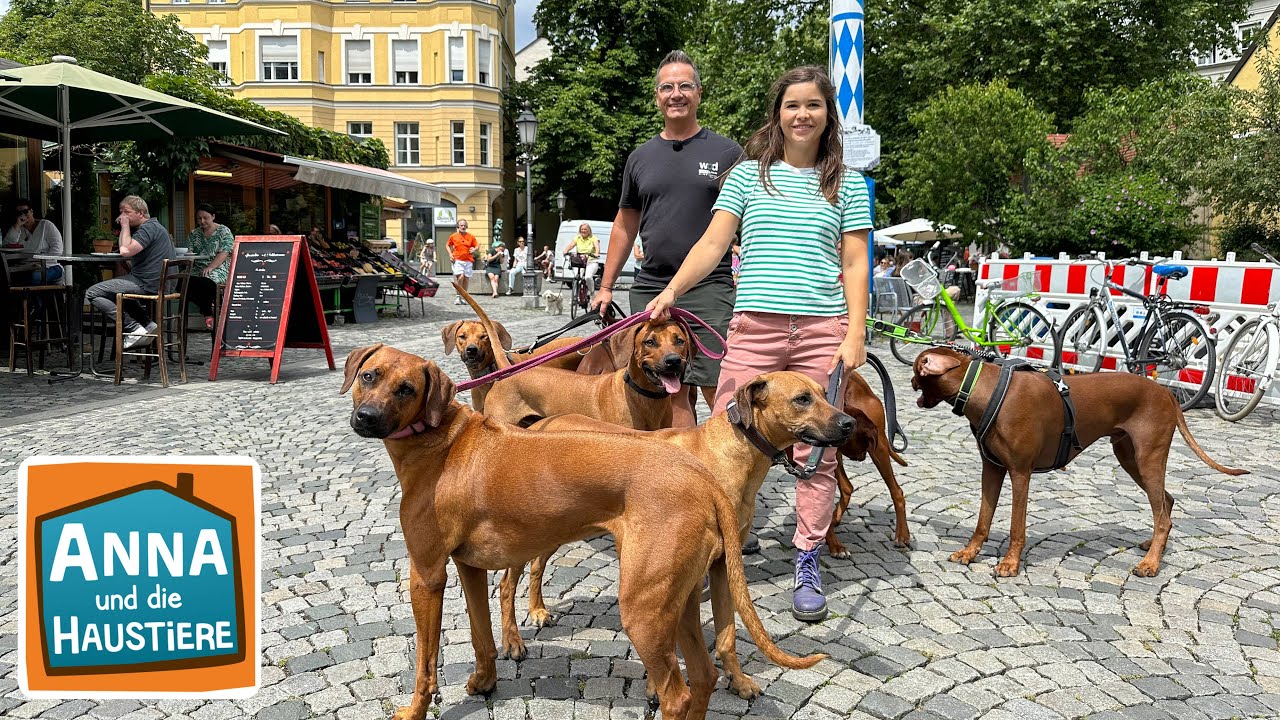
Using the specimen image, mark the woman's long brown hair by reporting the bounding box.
[743,66,845,206]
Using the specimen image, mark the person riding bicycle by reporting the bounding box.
[561,223,601,295]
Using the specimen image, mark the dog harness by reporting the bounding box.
[951,356,1082,473]
[724,361,849,480]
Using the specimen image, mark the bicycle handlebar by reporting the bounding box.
[1251,242,1280,266]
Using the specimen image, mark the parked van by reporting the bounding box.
[548,219,640,287]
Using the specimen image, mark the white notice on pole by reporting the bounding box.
[843,125,881,172]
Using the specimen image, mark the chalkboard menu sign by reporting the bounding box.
[210,236,335,384]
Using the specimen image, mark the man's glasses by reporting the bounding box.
[657,82,699,96]
[16,208,31,216]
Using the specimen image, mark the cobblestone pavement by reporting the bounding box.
[2,294,1280,720]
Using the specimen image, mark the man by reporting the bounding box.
[84,195,175,349]
[5,199,64,283]
[592,50,743,429]
[447,219,478,305]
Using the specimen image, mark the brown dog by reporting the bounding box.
[500,371,854,699]
[827,367,911,555]
[911,347,1247,578]
[441,319,585,412]
[343,344,824,720]
[458,284,692,429]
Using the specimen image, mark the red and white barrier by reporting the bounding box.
[976,251,1280,410]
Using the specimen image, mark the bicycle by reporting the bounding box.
[1055,256,1215,411]
[1214,243,1280,421]
[563,253,594,319]
[887,246,1057,367]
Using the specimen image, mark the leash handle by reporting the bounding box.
[457,308,725,392]
[865,352,908,453]
[519,301,626,353]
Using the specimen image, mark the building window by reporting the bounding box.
[479,123,490,166]
[451,121,465,166]
[260,36,299,81]
[477,38,492,86]
[1238,21,1263,49]
[396,122,420,166]
[206,39,229,83]
[346,39,372,85]
[349,122,373,140]
[317,51,326,83]
[393,40,419,85]
[447,36,465,83]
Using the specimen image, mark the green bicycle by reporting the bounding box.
[888,256,1058,366]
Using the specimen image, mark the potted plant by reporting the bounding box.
[87,226,115,254]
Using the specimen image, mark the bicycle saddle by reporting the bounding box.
[1152,264,1189,280]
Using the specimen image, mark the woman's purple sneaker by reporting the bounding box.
[792,547,827,621]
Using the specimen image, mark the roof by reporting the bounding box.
[199,143,443,204]
[1226,4,1280,85]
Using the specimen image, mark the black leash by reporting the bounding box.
[863,352,908,453]
[726,363,846,480]
[515,301,627,354]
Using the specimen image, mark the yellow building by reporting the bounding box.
[150,0,516,252]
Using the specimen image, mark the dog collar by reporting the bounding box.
[624,372,670,399]
[951,361,983,417]
[726,400,824,480]
[387,420,429,439]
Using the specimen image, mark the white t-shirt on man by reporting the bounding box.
[4,219,64,255]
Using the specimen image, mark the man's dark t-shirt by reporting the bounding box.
[129,217,176,292]
[619,128,743,288]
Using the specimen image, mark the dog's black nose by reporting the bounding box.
[836,413,855,433]
[355,406,380,425]
[463,345,479,357]
[660,353,683,370]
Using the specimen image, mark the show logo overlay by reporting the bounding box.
[19,457,260,699]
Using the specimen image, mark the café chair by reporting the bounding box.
[3,253,73,375]
[113,257,193,387]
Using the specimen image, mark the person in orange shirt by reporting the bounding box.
[447,219,479,304]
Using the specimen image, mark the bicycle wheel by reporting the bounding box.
[570,277,585,319]
[1134,309,1215,411]
[1215,317,1278,421]
[891,303,957,366]
[985,301,1057,364]
[1056,303,1107,374]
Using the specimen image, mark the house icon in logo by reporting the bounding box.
[34,472,247,676]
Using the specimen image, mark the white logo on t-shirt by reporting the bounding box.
[698,161,719,178]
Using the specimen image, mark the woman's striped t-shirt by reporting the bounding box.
[713,160,872,316]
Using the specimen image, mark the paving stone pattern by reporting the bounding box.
[2,294,1280,719]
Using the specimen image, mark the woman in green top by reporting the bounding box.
[187,203,235,329]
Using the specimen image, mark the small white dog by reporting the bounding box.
[542,290,565,315]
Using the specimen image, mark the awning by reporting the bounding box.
[284,156,443,205]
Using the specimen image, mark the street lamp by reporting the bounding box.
[515,105,540,307]
[556,190,567,223]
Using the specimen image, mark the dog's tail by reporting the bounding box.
[709,484,827,670]
[454,282,511,370]
[889,447,908,467]
[1171,393,1248,476]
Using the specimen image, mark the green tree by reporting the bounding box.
[513,0,697,218]
[897,80,1052,244]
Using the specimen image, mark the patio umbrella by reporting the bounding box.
[0,56,281,245]
[877,218,961,243]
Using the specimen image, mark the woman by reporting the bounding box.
[506,237,528,295]
[417,232,435,276]
[186,203,235,329]
[561,223,600,295]
[647,66,871,624]
[483,241,507,298]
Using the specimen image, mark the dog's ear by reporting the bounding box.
[422,360,457,427]
[917,351,964,377]
[732,376,769,430]
[609,325,639,364]
[493,321,514,350]
[441,322,462,354]
[676,320,698,363]
[341,344,383,395]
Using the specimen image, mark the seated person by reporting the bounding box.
[187,203,234,330]
[85,195,176,349]
[5,199,64,284]
[561,223,601,294]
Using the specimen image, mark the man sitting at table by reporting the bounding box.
[5,198,64,283]
[84,195,175,349]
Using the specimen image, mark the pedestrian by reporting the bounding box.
[647,65,872,623]
[85,195,176,349]
[484,241,507,298]
[507,237,528,294]
[592,49,745,430]
[447,219,478,304]
[418,233,435,276]
[536,243,553,279]
[186,203,234,330]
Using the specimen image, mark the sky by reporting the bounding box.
[515,0,540,51]
[0,0,8,18]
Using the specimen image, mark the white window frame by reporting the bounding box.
[392,39,421,86]
[206,39,229,84]
[479,123,491,166]
[317,50,326,84]
[451,121,466,166]
[348,122,373,141]
[477,37,492,86]
[259,35,300,82]
[344,38,373,85]
[396,122,421,166]
[447,36,466,83]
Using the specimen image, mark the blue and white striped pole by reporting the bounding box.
[831,0,879,292]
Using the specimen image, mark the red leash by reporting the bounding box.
[456,308,726,392]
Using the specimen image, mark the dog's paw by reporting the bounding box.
[728,674,762,699]
[893,527,912,548]
[1132,560,1161,577]
[501,633,528,661]
[826,538,851,559]
[993,557,1021,577]
[527,608,555,627]
[949,548,979,565]
[465,670,497,696]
